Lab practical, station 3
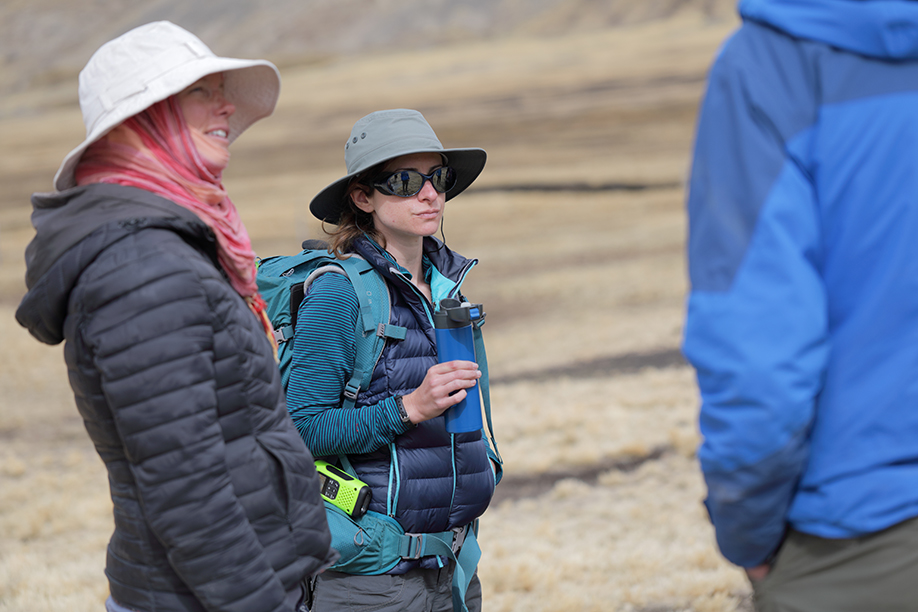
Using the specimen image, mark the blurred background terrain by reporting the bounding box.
[0,1,748,610]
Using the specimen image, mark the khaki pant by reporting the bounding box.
[753,516,918,612]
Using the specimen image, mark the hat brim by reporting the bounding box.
[309,147,487,224]
[53,58,280,192]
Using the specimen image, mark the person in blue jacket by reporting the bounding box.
[287,109,500,612]
[684,0,918,609]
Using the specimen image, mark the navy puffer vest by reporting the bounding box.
[346,236,495,535]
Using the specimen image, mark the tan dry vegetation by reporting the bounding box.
[0,9,748,612]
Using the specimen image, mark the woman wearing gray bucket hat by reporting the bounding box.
[283,109,501,612]
[15,21,334,612]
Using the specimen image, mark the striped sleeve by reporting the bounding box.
[285,272,410,456]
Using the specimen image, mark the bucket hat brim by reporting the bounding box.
[309,109,486,224]
[53,21,280,192]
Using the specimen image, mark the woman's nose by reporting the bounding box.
[215,92,235,118]
[418,177,439,201]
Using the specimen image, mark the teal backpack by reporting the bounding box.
[255,240,407,406]
[256,241,500,612]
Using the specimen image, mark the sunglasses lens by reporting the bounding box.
[384,171,424,197]
[378,167,458,197]
[431,167,457,193]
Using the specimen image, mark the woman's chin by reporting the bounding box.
[190,130,231,174]
[419,224,441,237]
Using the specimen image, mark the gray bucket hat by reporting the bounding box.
[309,109,487,224]
[54,21,280,192]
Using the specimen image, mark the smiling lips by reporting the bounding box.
[207,128,229,140]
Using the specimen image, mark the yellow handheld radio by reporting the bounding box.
[315,460,372,518]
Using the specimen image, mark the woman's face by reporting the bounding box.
[352,152,446,244]
[176,73,235,168]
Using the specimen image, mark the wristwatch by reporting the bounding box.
[394,395,414,426]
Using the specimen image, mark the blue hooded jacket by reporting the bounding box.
[684,0,918,567]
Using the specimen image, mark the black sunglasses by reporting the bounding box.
[372,166,457,198]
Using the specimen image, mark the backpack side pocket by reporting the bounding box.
[324,501,405,575]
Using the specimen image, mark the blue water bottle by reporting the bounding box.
[433,298,485,433]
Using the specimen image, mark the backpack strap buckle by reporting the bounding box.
[451,525,467,554]
[273,325,294,345]
[400,527,467,561]
[342,381,360,401]
[400,533,425,560]
[376,322,407,340]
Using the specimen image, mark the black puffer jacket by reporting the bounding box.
[16,183,334,612]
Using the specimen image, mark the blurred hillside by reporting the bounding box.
[0,0,740,303]
[1,0,734,101]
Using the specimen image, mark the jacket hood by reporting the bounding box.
[16,183,215,345]
[740,0,918,59]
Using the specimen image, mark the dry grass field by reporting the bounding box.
[0,4,751,611]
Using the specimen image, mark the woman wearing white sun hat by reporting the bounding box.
[15,21,334,612]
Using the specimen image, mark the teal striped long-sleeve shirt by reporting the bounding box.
[285,271,411,456]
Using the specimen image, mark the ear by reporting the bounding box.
[349,186,375,214]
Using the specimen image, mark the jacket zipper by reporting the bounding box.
[389,260,476,518]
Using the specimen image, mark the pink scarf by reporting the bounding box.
[75,97,276,351]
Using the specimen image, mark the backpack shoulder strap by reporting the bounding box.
[316,255,407,409]
[473,322,502,470]
[261,249,406,403]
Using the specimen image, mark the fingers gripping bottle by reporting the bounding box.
[433,298,485,433]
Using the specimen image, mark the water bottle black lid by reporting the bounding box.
[433,298,483,329]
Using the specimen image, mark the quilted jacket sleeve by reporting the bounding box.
[77,231,291,612]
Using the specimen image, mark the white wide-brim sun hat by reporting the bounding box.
[53,20,281,192]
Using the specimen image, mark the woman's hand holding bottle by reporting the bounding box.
[400,360,481,424]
